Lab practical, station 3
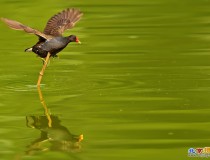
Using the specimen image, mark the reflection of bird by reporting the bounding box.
[26,115,83,154]
[1,8,83,85]
[1,8,82,58]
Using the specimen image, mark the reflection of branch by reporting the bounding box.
[25,86,83,156]
[37,86,52,127]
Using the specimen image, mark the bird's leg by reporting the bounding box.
[41,58,46,64]
[41,58,50,66]
[52,55,59,62]
[37,52,51,86]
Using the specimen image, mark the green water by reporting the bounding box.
[0,0,210,159]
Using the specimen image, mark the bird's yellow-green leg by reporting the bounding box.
[41,57,46,63]
[37,52,51,86]
[41,57,51,66]
[52,55,59,61]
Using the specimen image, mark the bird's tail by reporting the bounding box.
[25,47,32,52]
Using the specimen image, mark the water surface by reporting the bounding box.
[0,0,210,160]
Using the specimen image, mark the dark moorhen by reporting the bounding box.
[1,8,83,86]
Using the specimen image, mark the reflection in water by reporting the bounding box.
[25,87,83,155]
[37,86,52,127]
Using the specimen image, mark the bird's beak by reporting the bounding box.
[76,37,81,44]
[79,134,84,142]
[77,40,81,44]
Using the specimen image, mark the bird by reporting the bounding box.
[1,8,83,86]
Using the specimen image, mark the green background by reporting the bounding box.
[0,0,210,159]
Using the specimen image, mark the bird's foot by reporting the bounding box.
[40,58,50,66]
[52,55,59,60]
[41,58,46,64]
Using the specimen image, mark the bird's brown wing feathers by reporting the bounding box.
[43,8,83,36]
[1,18,53,40]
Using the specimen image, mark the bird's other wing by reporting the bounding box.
[43,8,83,36]
[1,18,53,40]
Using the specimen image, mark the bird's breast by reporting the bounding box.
[41,37,69,51]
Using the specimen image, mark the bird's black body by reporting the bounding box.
[1,8,83,85]
[1,8,82,58]
[31,35,77,58]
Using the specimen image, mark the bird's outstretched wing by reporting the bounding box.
[1,18,52,40]
[43,8,83,36]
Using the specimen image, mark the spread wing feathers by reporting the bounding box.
[43,8,83,36]
[1,18,52,40]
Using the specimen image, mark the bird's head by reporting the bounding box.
[68,35,81,44]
